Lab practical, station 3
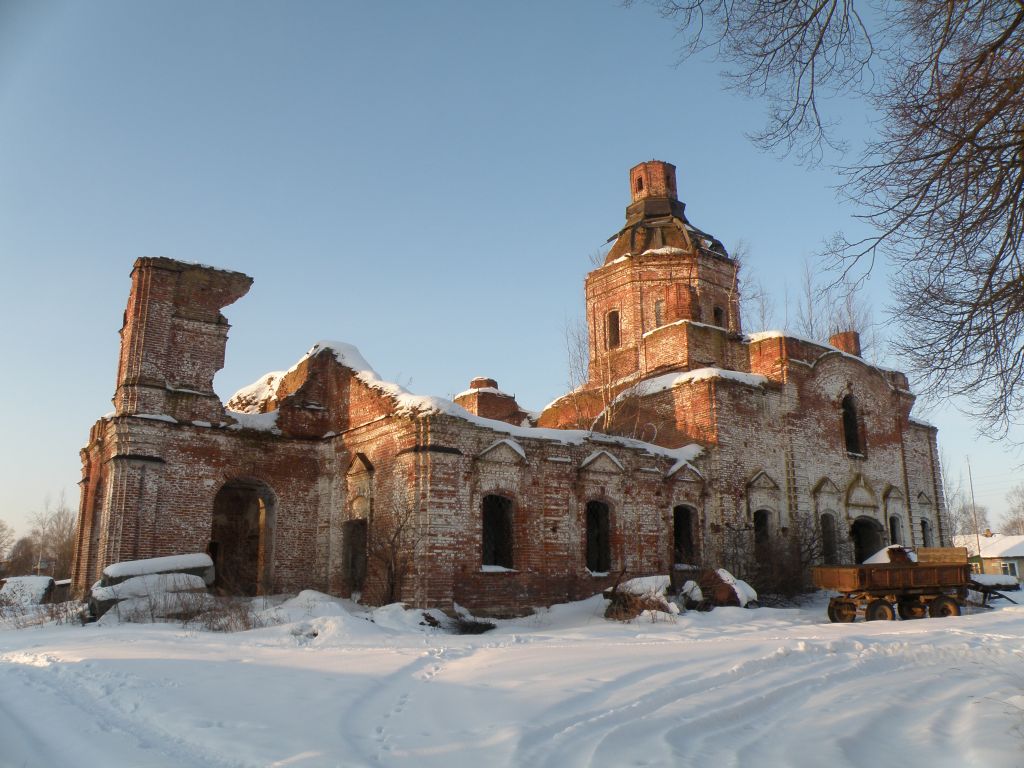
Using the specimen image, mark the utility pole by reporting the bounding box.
[967,456,981,563]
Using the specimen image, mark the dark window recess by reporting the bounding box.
[482,494,513,568]
[654,299,666,328]
[586,501,611,572]
[606,311,621,349]
[342,518,368,592]
[753,509,771,564]
[635,176,644,193]
[673,505,695,565]
[889,515,902,545]
[713,306,725,327]
[820,513,838,565]
[920,518,934,548]
[841,395,864,454]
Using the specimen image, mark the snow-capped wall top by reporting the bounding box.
[616,368,768,403]
[227,339,704,476]
[227,371,286,414]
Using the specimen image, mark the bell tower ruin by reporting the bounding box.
[585,161,741,387]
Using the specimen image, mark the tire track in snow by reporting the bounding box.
[511,635,1024,768]
[0,652,244,768]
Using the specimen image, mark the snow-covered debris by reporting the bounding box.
[91,573,207,602]
[618,575,670,597]
[103,553,214,585]
[863,545,918,564]
[716,569,758,607]
[680,580,703,603]
[228,409,281,433]
[0,576,54,605]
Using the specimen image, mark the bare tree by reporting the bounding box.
[31,493,77,580]
[6,537,37,577]
[365,494,420,606]
[630,1,1024,434]
[790,256,878,357]
[736,240,777,332]
[1003,483,1024,534]
[0,519,13,560]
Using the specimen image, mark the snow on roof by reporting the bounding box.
[228,371,286,414]
[226,340,704,476]
[615,368,768,404]
[640,246,688,257]
[103,553,214,581]
[481,438,526,460]
[454,386,509,399]
[954,534,1024,559]
[581,450,625,471]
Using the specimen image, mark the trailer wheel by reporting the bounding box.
[897,600,926,620]
[828,598,857,623]
[928,596,961,618]
[865,599,895,621]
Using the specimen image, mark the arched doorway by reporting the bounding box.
[210,479,276,595]
[851,516,884,563]
[672,505,696,565]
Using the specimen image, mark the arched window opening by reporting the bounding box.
[820,513,838,565]
[753,509,772,564]
[673,506,696,565]
[713,305,725,327]
[654,299,666,329]
[482,494,514,568]
[920,518,934,548]
[635,176,644,193]
[889,515,903,546]
[586,501,611,573]
[606,311,621,349]
[841,395,864,455]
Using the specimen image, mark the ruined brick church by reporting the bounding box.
[71,161,947,614]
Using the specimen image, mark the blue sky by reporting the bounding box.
[0,0,1017,537]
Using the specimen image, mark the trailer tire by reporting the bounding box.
[928,596,961,618]
[897,600,926,620]
[865,599,895,621]
[828,598,857,623]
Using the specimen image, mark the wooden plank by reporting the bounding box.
[917,547,968,564]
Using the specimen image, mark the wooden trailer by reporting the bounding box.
[812,548,971,622]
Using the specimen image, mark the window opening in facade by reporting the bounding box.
[482,494,514,568]
[841,395,864,455]
[1001,562,1018,577]
[606,311,621,349]
[820,513,838,565]
[654,299,665,328]
[920,518,934,548]
[586,501,611,572]
[713,306,725,327]
[673,505,695,565]
[753,509,771,564]
[888,515,903,545]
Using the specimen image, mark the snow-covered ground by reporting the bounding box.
[1,592,1021,768]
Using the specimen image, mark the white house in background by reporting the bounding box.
[954,532,1024,582]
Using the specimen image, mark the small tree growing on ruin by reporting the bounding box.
[365,494,420,606]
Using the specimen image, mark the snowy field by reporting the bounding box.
[1,592,1021,768]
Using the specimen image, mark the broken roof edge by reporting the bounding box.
[227,339,705,473]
